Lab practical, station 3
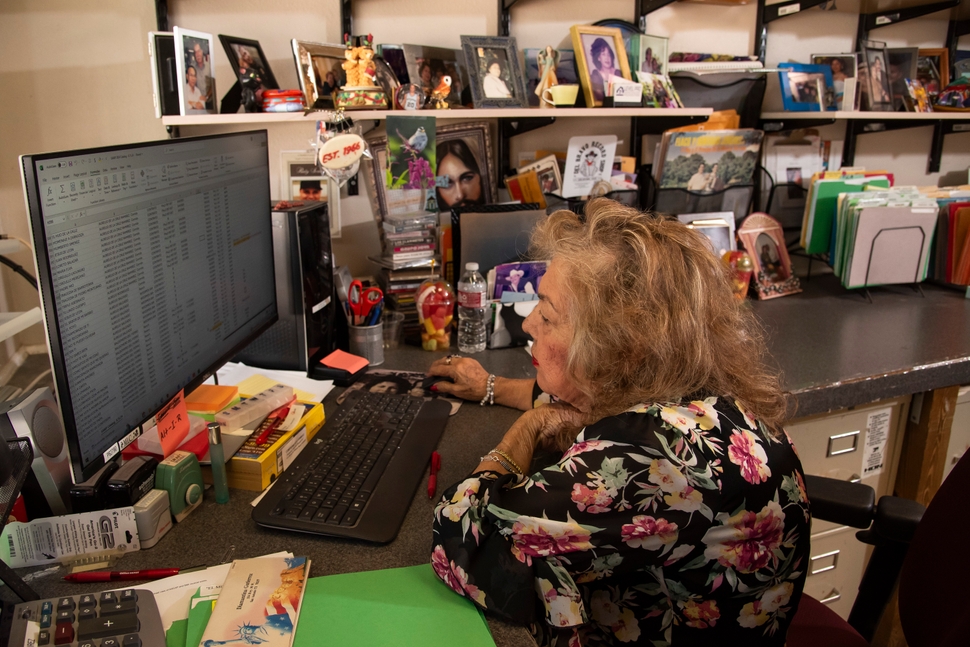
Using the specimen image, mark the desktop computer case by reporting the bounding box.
[234,201,336,371]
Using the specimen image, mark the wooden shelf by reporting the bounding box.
[162,107,713,127]
[761,111,970,121]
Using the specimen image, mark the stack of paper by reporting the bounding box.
[932,196,970,285]
[800,170,893,256]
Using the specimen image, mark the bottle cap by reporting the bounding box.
[465,262,479,271]
[207,421,222,445]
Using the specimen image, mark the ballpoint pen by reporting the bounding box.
[427,451,441,499]
[64,565,206,583]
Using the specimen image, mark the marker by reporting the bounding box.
[64,565,205,582]
[427,451,441,499]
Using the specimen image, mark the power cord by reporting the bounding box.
[0,234,32,252]
[0,255,38,290]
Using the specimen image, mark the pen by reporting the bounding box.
[63,565,205,583]
[427,451,441,499]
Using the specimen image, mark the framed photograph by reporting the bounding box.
[903,79,933,113]
[279,150,341,238]
[461,36,529,108]
[638,72,682,108]
[778,63,834,111]
[378,45,410,85]
[737,213,801,300]
[173,27,217,115]
[632,33,668,76]
[811,54,857,110]
[862,40,893,111]
[364,121,495,220]
[524,48,579,106]
[517,154,563,195]
[292,40,347,110]
[373,57,401,101]
[918,48,949,97]
[887,47,919,110]
[220,35,278,93]
[570,25,632,108]
[402,44,467,107]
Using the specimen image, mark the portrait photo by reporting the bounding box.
[634,33,668,76]
[395,83,425,110]
[862,40,893,111]
[570,25,631,108]
[811,54,857,110]
[461,36,528,108]
[402,44,467,106]
[280,150,340,237]
[174,27,217,116]
[738,213,801,300]
[291,40,346,109]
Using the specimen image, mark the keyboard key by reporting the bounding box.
[120,590,138,602]
[40,613,52,627]
[38,629,51,645]
[56,598,75,612]
[79,607,97,621]
[101,600,137,616]
[55,610,74,623]
[79,641,97,647]
[78,614,139,639]
[341,509,361,526]
[54,622,74,644]
[41,601,54,615]
[79,594,97,608]
[123,635,143,647]
[99,592,117,605]
[101,638,121,647]
[327,504,348,524]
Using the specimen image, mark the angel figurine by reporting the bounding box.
[535,46,560,101]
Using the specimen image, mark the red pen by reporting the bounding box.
[427,451,442,499]
[63,565,204,583]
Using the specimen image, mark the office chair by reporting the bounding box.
[787,450,970,647]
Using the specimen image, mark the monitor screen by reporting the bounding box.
[21,131,277,482]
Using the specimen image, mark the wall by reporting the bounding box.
[2,0,969,360]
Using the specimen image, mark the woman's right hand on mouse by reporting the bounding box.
[427,355,489,402]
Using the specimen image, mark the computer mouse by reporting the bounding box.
[420,375,454,390]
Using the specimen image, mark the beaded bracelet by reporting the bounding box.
[488,449,524,475]
[479,451,521,475]
[479,373,496,406]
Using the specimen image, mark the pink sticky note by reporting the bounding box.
[321,349,368,374]
[156,390,190,457]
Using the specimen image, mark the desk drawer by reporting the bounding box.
[787,396,909,534]
[802,526,871,620]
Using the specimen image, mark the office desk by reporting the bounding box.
[5,347,539,647]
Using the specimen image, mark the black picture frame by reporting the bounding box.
[219,35,280,92]
[461,36,529,109]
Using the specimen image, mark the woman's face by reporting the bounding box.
[488,62,501,78]
[522,258,590,410]
[420,65,432,83]
[831,59,843,73]
[369,381,400,394]
[437,152,482,208]
[596,47,614,71]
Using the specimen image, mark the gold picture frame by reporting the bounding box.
[291,39,347,110]
[569,25,632,108]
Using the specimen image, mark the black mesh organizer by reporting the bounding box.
[0,438,39,601]
[642,172,754,222]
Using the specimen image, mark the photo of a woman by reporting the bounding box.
[586,36,618,103]
[572,26,630,108]
[436,139,485,210]
[479,49,513,99]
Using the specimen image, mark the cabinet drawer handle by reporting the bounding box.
[827,430,860,457]
[820,589,842,605]
[810,549,840,575]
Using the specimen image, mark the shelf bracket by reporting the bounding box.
[756,0,830,63]
[841,116,970,168]
[760,116,838,132]
[497,116,556,179]
[947,18,970,83]
[856,0,959,48]
[341,0,353,39]
[636,0,680,32]
[499,0,518,37]
[154,0,168,31]
[929,121,970,174]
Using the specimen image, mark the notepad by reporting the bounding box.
[292,565,495,647]
[320,348,369,375]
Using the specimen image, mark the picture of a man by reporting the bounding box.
[299,180,323,201]
[191,41,212,106]
[184,66,207,114]
[686,163,709,192]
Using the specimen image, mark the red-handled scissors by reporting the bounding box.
[349,280,383,325]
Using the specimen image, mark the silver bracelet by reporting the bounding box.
[479,374,496,406]
[480,451,521,475]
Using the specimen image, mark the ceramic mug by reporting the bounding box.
[541,84,579,107]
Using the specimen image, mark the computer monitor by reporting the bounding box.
[20,131,278,483]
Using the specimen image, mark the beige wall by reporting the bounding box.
[2,0,969,359]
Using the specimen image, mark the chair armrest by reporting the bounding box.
[804,474,876,529]
[867,495,925,543]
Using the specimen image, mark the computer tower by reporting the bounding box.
[234,201,337,371]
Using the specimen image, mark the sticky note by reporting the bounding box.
[320,349,368,374]
[185,384,238,413]
[157,391,190,457]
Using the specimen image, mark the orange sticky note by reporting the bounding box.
[321,349,368,374]
[156,390,190,457]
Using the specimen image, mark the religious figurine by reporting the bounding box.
[535,46,560,102]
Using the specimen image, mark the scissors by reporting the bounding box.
[348,280,383,325]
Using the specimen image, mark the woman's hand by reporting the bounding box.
[427,356,489,402]
[528,402,595,452]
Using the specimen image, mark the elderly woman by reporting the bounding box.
[427,200,809,646]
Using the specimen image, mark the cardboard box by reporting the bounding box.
[206,401,325,492]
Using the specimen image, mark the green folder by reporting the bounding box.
[804,176,890,255]
[293,564,496,647]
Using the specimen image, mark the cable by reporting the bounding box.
[3,235,33,252]
[0,255,38,290]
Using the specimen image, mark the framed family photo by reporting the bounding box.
[401,44,467,107]
[364,121,495,220]
[918,48,949,97]
[631,33,668,76]
[570,25,631,108]
[738,213,801,300]
[220,35,278,93]
[811,54,857,110]
[862,40,893,111]
[292,40,347,109]
[461,36,528,108]
[778,63,834,111]
[173,27,217,115]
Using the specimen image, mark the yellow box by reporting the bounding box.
[208,401,325,492]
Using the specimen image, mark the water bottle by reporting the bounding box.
[457,262,487,353]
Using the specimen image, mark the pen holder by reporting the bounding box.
[349,322,384,366]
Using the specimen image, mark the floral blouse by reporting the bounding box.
[431,395,810,646]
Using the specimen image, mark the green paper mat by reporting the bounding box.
[293,564,495,647]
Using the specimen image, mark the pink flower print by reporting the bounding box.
[728,430,772,484]
[620,515,679,550]
[561,440,615,461]
[648,459,688,493]
[664,485,704,513]
[538,578,585,627]
[660,405,695,433]
[702,500,786,573]
[686,398,720,431]
[571,483,614,513]
[431,546,486,606]
[681,599,720,629]
[510,516,595,564]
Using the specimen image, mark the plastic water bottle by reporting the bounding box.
[457,262,487,353]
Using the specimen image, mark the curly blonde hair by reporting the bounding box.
[530,199,788,432]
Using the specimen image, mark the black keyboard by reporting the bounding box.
[252,389,450,543]
[4,589,165,647]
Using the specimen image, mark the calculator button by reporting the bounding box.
[78,613,139,640]
[120,589,138,602]
[101,600,137,615]
[56,597,75,612]
[55,609,74,623]
[79,594,97,608]
[54,621,75,644]
[123,635,142,646]
[40,612,52,627]
[79,607,97,621]
[38,629,51,645]
[101,638,121,647]
[41,601,54,615]
[100,591,118,605]
[79,642,97,647]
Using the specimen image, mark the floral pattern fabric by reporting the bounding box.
[431,395,810,646]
